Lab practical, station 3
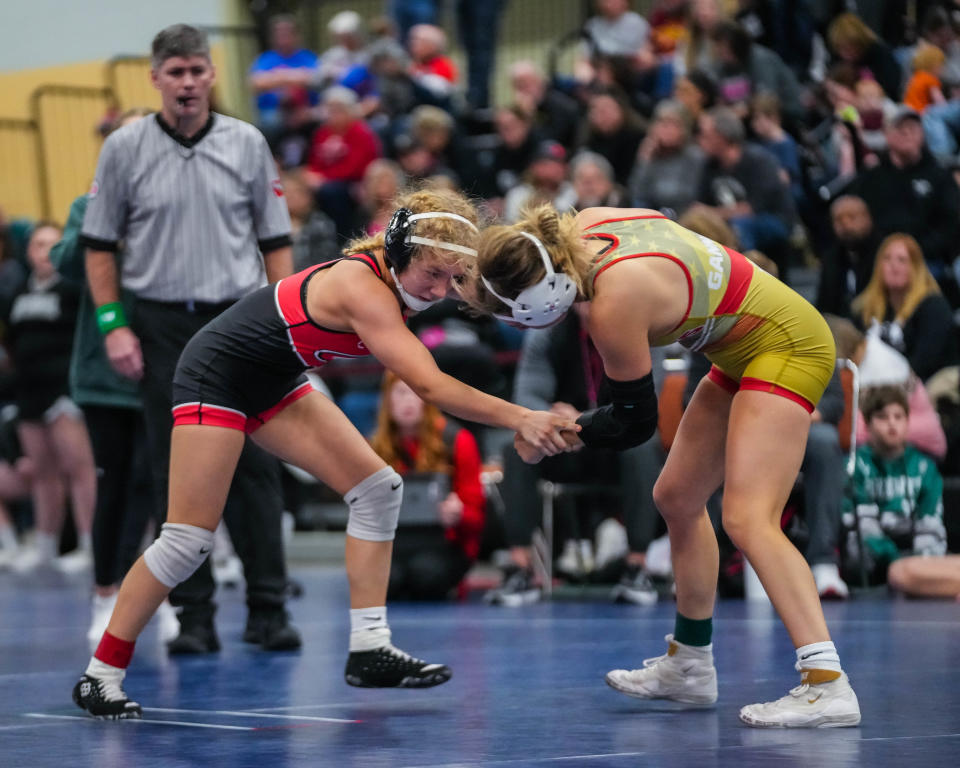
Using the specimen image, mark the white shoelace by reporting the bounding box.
[788,683,810,698]
[642,652,670,668]
[383,644,424,665]
[94,676,127,703]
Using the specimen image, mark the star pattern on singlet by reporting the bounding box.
[602,223,714,287]
[686,254,704,281]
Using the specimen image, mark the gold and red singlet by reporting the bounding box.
[585,214,836,412]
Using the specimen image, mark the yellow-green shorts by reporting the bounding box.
[703,266,836,413]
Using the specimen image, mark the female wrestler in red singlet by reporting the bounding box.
[73,188,577,719]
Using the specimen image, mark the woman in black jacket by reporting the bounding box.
[852,232,958,381]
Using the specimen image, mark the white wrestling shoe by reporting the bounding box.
[87,593,118,651]
[739,672,861,728]
[155,599,181,644]
[605,634,718,706]
[812,563,849,600]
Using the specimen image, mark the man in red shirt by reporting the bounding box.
[408,24,458,103]
[306,86,381,236]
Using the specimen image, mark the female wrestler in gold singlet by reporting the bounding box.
[468,206,861,728]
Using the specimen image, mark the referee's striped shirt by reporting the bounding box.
[80,113,292,303]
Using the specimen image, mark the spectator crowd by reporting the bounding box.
[2,0,960,613]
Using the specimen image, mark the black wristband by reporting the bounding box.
[575,372,657,450]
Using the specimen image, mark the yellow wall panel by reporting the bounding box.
[0,42,241,219]
[106,57,161,113]
[33,87,114,222]
[0,60,106,120]
[0,121,43,220]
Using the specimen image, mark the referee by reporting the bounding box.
[80,24,300,653]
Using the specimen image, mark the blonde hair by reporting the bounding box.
[827,13,878,57]
[851,233,940,326]
[824,313,865,360]
[743,249,779,278]
[912,43,946,73]
[411,105,454,136]
[342,187,480,268]
[369,370,451,473]
[750,91,781,121]
[677,207,739,248]
[468,204,589,314]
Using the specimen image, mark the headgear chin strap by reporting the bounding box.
[386,210,479,311]
[390,266,443,311]
[481,231,577,326]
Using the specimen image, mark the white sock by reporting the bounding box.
[86,656,125,682]
[349,606,391,651]
[34,531,58,559]
[77,531,93,552]
[0,524,17,551]
[796,641,842,674]
[672,637,713,656]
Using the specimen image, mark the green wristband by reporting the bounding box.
[96,302,128,335]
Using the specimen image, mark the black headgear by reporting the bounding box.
[384,207,416,271]
[383,207,479,272]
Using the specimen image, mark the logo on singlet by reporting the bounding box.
[696,235,726,291]
[313,348,369,364]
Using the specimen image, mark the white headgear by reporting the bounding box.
[481,231,577,326]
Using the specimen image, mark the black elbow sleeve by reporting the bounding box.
[575,373,658,451]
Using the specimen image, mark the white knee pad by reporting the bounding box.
[143,522,216,588]
[345,467,403,542]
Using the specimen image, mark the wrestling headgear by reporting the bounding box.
[481,231,577,326]
[384,208,478,311]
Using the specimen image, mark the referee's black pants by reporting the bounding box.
[133,299,289,624]
[83,405,153,589]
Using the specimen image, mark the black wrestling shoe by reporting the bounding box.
[167,620,221,654]
[72,674,142,720]
[344,645,452,688]
[243,609,302,651]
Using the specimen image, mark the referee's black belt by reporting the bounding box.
[137,297,238,315]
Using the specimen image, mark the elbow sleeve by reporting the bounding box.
[576,373,658,451]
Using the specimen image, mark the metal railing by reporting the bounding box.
[29,85,116,222]
[105,56,159,115]
[0,118,43,220]
[1,1,603,221]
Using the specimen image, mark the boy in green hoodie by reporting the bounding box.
[843,385,947,586]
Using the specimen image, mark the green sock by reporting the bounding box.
[674,613,712,647]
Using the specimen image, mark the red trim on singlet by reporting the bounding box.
[740,377,815,413]
[246,381,313,434]
[706,368,815,413]
[592,252,694,333]
[585,215,691,333]
[172,402,247,431]
[714,247,755,316]
[583,214,667,230]
[172,382,315,434]
[275,254,381,368]
[707,365,740,395]
[584,232,620,255]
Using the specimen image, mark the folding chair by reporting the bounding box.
[533,480,622,598]
[837,358,869,588]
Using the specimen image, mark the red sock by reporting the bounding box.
[94,631,135,669]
